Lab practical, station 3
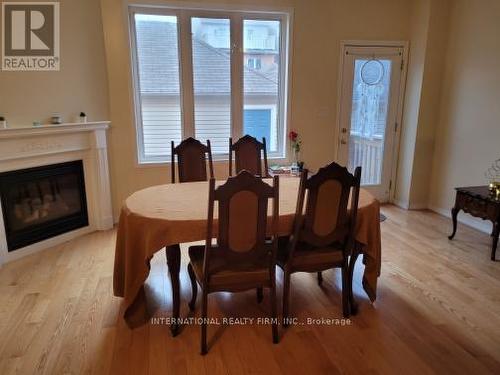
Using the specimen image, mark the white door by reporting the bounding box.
[337,45,404,202]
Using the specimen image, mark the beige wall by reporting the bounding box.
[429,0,500,232]
[395,0,450,209]
[101,0,412,218]
[0,0,109,126]
[394,0,430,208]
[408,0,449,207]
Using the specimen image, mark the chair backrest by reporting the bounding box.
[171,137,214,183]
[229,135,269,177]
[203,171,279,281]
[290,162,361,253]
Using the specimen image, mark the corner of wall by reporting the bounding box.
[395,0,451,210]
[394,0,430,208]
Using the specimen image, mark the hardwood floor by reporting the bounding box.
[1,205,500,374]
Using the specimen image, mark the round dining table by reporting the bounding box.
[113,177,381,332]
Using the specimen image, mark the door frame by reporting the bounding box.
[335,40,409,203]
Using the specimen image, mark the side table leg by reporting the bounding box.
[448,207,459,240]
[166,244,181,336]
[491,223,499,261]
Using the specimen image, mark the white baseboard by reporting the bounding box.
[392,198,409,209]
[99,215,114,230]
[391,199,427,210]
[408,202,428,210]
[429,205,492,234]
[391,200,492,235]
[391,198,428,210]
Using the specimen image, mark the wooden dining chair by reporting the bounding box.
[278,162,361,323]
[187,171,280,354]
[229,135,269,177]
[171,137,214,183]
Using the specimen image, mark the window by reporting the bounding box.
[247,58,262,70]
[192,17,231,154]
[130,6,290,163]
[243,19,280,153]
[132,14,182,159]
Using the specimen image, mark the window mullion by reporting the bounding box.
[278,15,288,158]
[178,11,195,138]
[230,15,243,140]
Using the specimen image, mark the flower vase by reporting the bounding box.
[291,150,300,175]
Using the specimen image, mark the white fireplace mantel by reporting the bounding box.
[0,121,113,266]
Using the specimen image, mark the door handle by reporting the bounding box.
[340,139,347,145]
[341,128,347,134]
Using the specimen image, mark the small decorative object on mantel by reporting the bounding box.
[0,115,6,129]
[289,130,304,175]
[79,112,87,123]
[51,113,62,124]
[33,121,42,127]
[484,158,500,197]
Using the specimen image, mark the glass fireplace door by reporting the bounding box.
[0,160,88,251]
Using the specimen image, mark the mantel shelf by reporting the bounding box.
[0,121,111,139]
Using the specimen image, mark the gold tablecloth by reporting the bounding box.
[113,178,381,328]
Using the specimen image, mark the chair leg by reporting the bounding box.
[187,263,197,311]
[341,265,350,318]
[256,287,264,303]
[201,290,208,355]
[347,252,359,315]
[270,281,279,344]
[317,271,323,286]
[282,272,291,327]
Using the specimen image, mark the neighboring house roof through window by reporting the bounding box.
[136,21,279,96]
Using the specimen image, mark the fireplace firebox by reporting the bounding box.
[0,160,89,251]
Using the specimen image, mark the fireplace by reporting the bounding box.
[0,160,89,251]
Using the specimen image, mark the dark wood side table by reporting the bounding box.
[449,186,500,261]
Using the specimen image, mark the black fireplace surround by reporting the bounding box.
[0,160,89,251]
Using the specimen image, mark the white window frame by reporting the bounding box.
[128,4,292,165]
